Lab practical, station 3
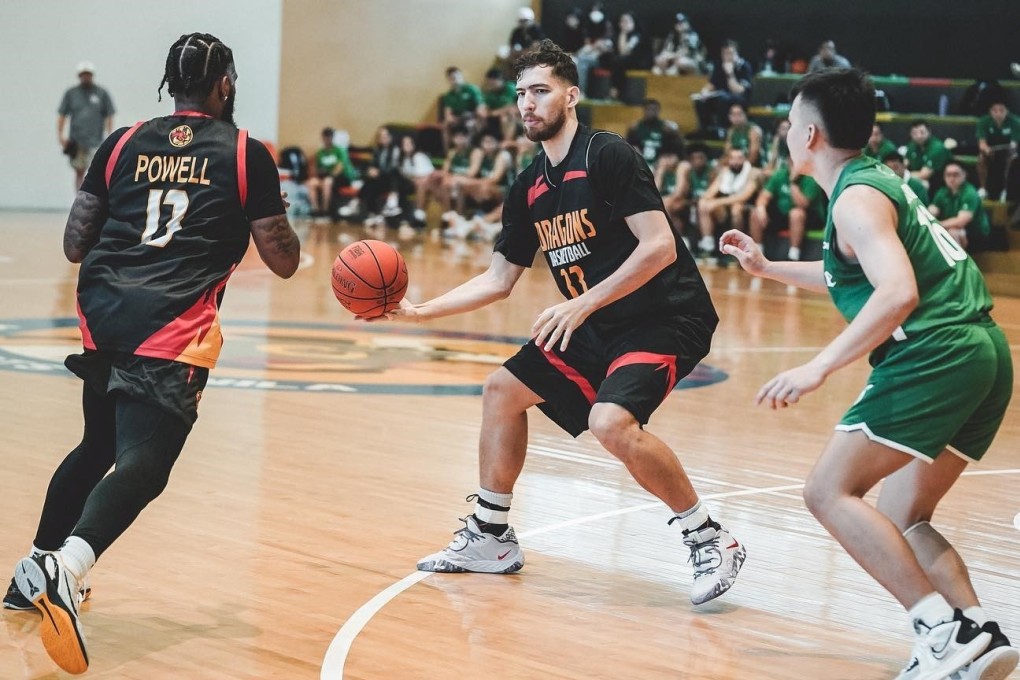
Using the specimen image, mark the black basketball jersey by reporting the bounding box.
[76,112,254,368]
[496,125,717,329]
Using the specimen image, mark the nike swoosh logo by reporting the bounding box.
[498,550,512,560]
[727,541,739,550]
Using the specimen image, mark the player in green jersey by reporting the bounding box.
[721,68,1015,680]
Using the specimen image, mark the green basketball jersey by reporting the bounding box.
[687,166,711,199]
[449,149,472,175]
[822,155,993,343]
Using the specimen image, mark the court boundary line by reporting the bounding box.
[319,468,1020,679]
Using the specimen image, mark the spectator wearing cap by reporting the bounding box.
[807,40,851,72]
[652,13,705,76]
[509,7,544,56]
[58,61,115,189]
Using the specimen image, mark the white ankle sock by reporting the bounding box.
[474,488,512,524]
[58,537,96,584]
[673,500,710,532]
[30,545,50,558]
[963,606,989,626]
[909,592,953,631]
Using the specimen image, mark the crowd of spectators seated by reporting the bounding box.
[277,5,1019,255]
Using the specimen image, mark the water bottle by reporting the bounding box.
[938,94,948,117]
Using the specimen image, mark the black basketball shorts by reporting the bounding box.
[503,318,712,437]
[65,350,209,424]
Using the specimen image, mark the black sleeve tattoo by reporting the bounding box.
[63,191,107,262]
[250,214,300,277]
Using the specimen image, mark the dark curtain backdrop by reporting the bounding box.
[542,0,1019,80]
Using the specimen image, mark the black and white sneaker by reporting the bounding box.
[895,609,991,680]
[950,621,1019,680]
[676,520,746,605]
[14,554,89,674]
[5,575,91,611]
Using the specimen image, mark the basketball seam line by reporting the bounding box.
[364,242,389,312]
[337,252,385,291]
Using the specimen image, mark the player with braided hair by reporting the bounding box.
[5,32,300,674]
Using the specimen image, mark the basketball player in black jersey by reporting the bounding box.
[5,33,300,674]
[379,40,746,604]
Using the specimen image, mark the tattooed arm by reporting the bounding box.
[250,214,300,278]
[63,191,107,263]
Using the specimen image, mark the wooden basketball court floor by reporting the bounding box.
[0,211,1017,679]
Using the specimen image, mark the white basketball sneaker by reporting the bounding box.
[895,610,992,680]
[676,521,746,605]
[417,516,524,574]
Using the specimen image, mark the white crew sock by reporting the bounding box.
[672,500,710,532]
[788,246,801,261]
[908,592,954,632]
[58,537,96,584]
[474,488,512,524]
[963,606,989,626]
[30,545,50,558]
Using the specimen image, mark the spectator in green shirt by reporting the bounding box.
[440,66,483,149]
[722,103,763,166]
[749,163,824,261]
[480,68,518,141]
[881,151,930,205]
[626,99,682,167]
[862,123,897,161]
[905,120,952,189]
[976,100,1020,199]
[663,142,713,246]
[928,160,990,251]
[305,127,356,218]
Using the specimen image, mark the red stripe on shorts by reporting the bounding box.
[607,351,678,399]
[541,348,597,404]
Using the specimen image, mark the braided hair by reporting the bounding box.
[157,32,235,101]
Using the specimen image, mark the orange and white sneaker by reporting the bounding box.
[14,554,89,674]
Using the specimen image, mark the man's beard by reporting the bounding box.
[525,108,566,142]
[221,93,237,127]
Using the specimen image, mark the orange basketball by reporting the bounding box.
[331,239,409,318]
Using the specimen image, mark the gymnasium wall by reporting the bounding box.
[542,0,1018,82]
[278,0,526,150]
[0,0,283,211]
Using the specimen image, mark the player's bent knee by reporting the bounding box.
[588,403,639,453]
[482,368,534,410]
[802,474,832,518]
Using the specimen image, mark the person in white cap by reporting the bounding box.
[509,6,543,56]
[58,61,116,190]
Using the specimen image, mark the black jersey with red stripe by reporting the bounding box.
[495,125,717,330]
[76,112,257,368]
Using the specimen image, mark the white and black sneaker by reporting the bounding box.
[675,520,746,605]
[950,621,1018,680]
[14,554,89,674]
[895,609,992,680]
[417,515,524,574]
[4,575,91,611]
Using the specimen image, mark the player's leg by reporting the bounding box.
[878,454,1018,680]
[418,335,603,574]
[17,394,193,674]
[803,434,991,679]
[592,324,745,604]
[696,201,721,255]
[5,382,113,612]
